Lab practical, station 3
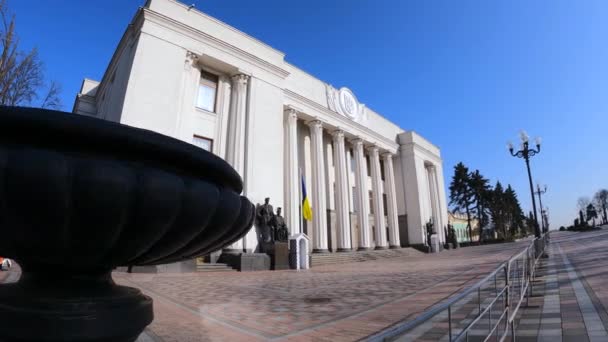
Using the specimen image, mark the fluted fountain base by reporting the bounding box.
[0,271,153,342]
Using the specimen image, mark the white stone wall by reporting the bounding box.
[73,0,449,254]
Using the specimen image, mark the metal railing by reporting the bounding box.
[368,235,548,342]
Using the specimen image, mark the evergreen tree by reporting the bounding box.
[449,162,474,242]
[526,211,536,234]
[469,170,491,242]
[504,185,524,237]
[488,181,506,239]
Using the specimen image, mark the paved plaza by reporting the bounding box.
[4,230,608,341]
[118,241,532,341]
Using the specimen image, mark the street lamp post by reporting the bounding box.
[508,131,542,238]
[535,184,548,233]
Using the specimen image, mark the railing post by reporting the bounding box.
[504,263,510,339]
[478,287,482,316]
[448,305,452,342]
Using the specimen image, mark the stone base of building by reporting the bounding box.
[218,253,271,272]
[357,247,373,251]
[410,244,431,253]
[118,260,197,273]
[313,249,330,253]
[222,248,244,255]
[337,248,353,252]
[374,246,389,250]
[389,245,400,249]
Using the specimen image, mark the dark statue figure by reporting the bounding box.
[449,224,459,248]
[425,219,434,248]
[273,207,289,242]
[257,197,275,243]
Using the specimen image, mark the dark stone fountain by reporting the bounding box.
[0,107,255,341]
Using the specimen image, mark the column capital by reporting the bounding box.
[381,152,395,160]
[349,137,365,146]
[307,119,323,130]
[285,107,298,119]
[231,73,250,85]
[184,51,199,70]
[331,129,345,140]
[366,145,380,154]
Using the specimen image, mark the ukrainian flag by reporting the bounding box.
[301,175,313,221]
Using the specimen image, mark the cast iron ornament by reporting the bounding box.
[0,106,255,342]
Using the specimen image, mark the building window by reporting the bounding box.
[196,70,218,112]
[192,135,213,152]
[369,191,374,214]
[349,150,355,172]
[380,160,385,181]
[352,187,357,212]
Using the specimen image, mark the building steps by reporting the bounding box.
[196,263,237,272]
[310,247,424,267]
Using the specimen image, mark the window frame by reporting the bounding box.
[192,134,214,152]
[196,70,219,113]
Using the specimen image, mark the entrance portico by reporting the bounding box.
[283,106,402,253]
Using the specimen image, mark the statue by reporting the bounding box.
[257,197,274,243]
[425,219,434,248]
[273,207,289,242]
[449,224,458,248]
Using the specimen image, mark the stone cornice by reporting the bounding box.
[142,8,290,80]
[158,0,286,59]
[284,89,398,154]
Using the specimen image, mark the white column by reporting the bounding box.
[430,166,445,243]
[332,130,352,251]
[351,138,372,250]
[174,51,200,140]
[224,74,249,253]
[308,120,328,253]
[382,153,401,248]
[285,109,299,236]
[368,146,387,249]
[428,166,437,240]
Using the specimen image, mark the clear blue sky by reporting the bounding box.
[11,0,608,229]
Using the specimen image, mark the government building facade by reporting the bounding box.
[73,0,449,260]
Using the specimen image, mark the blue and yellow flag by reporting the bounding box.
[301,175,313,221]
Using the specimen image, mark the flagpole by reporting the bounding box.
[299,167,304,235]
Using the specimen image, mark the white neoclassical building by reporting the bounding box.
[73,0,449,258]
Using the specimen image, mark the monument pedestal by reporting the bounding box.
[218,253,270,271]
[261,242,289,270]
[272,242,290,270]
[430,234,440,253]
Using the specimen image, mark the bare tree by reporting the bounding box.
[577,197,591,221]
[0,0,61,108]
[594,189,608,225]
